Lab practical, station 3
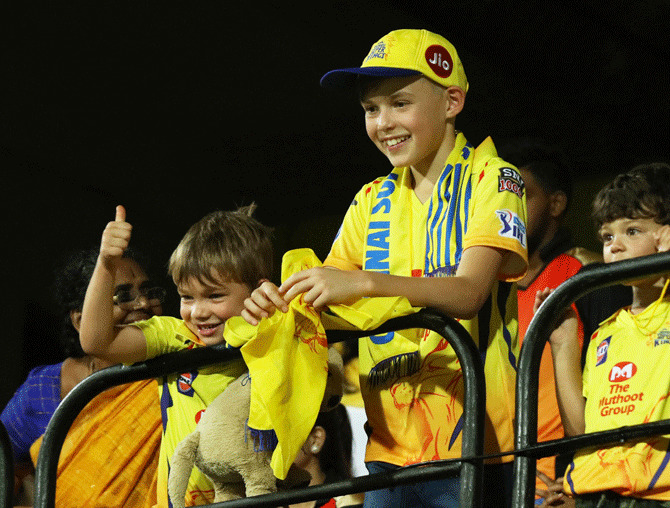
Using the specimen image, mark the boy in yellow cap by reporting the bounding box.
[243,29,528,508]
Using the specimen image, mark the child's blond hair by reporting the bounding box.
[168,203,273,290]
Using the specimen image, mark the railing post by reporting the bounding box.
[0,422,13,508]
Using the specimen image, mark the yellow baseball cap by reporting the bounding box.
[320,29,469,92]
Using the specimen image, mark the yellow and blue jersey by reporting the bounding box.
[134,316,246,507]
[324,133,528,465]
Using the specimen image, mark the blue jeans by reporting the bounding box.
[363,461,513,508]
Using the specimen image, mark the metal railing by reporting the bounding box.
[28,308,487,508]
[0,422,13,508]
[512,251,670,508]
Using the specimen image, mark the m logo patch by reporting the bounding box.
[609,362,636,383]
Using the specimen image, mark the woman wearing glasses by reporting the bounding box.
[1,248,165,507]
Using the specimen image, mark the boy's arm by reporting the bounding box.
[282,245,505,319]
[242,245,504,324]
[79,206,147,364]
[535,288,586,436]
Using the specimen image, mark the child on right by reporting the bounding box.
[539,162,670,507]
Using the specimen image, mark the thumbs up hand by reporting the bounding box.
[100,205,133,263]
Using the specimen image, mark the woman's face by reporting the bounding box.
[111,258,164,325]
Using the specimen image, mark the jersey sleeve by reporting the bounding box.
[463,161,528,281]
[132,316,195,359]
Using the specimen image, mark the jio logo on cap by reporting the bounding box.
[425,45,453,78]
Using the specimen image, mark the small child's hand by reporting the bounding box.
[241,280,289,326]
[536,471,573,507]
[654,225,670,253]
[534,287,578,347]
[100,205,132,264]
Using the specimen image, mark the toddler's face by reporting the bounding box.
[599,217,666,286]
[177,272,251,346]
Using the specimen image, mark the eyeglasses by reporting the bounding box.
[113,287,166,310]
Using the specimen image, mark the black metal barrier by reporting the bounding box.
[32,308,487,508]
[0,422,13,508]
[512,251,670,508]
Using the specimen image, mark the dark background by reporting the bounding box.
[2,1,669,406]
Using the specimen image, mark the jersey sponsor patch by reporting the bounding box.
[596,336,611,366]
[609,361,636,382]
[177,371,198,397]
[495,209,527,248]
[655,329,670,347]
[498,167,524,199]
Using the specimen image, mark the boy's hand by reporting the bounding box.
[100,205,132,264]
[280,267,365,310]
[654,225,670,253]
[534,287,578,347]
[241,280,289,326]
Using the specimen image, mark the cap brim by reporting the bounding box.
[320,67,421,90]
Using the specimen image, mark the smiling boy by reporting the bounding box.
[243,29,528,508]
[540,162,670,506]
[80,204,273,507]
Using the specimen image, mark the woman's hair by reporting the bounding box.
[168,203,274,290]
[51,247,144,358]
[314,404,354,481]
[592,162,670,231]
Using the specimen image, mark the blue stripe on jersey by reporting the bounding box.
[565,461,576,494]
[160,376,172,434]
[497,281,517,370]
[426,168,452,275]
[649,440,670,489]
[450,162,463,266]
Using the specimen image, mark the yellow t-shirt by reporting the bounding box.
[135,316,247,507]
[564,300,670,500]
[324,134,528,465]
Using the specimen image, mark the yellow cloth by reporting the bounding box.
[30,379,161,508]
[224,248,418,479]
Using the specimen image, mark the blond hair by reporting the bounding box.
[168,203,273,290]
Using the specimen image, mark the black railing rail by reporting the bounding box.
[512,251,670,508]
[0,422,13,508]
[32,308,487,508]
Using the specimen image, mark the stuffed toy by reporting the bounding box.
[168,346,344,508]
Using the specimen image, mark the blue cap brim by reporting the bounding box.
[320,67,421,90]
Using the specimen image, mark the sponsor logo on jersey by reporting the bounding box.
[655,329,670,347]
[495,209,526,248]
[195,409,205,424]
[177,371,198,397]
[425,45,453,78]
[595,336,611,366]
[609,361,636,382]
[498,167,524,199]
